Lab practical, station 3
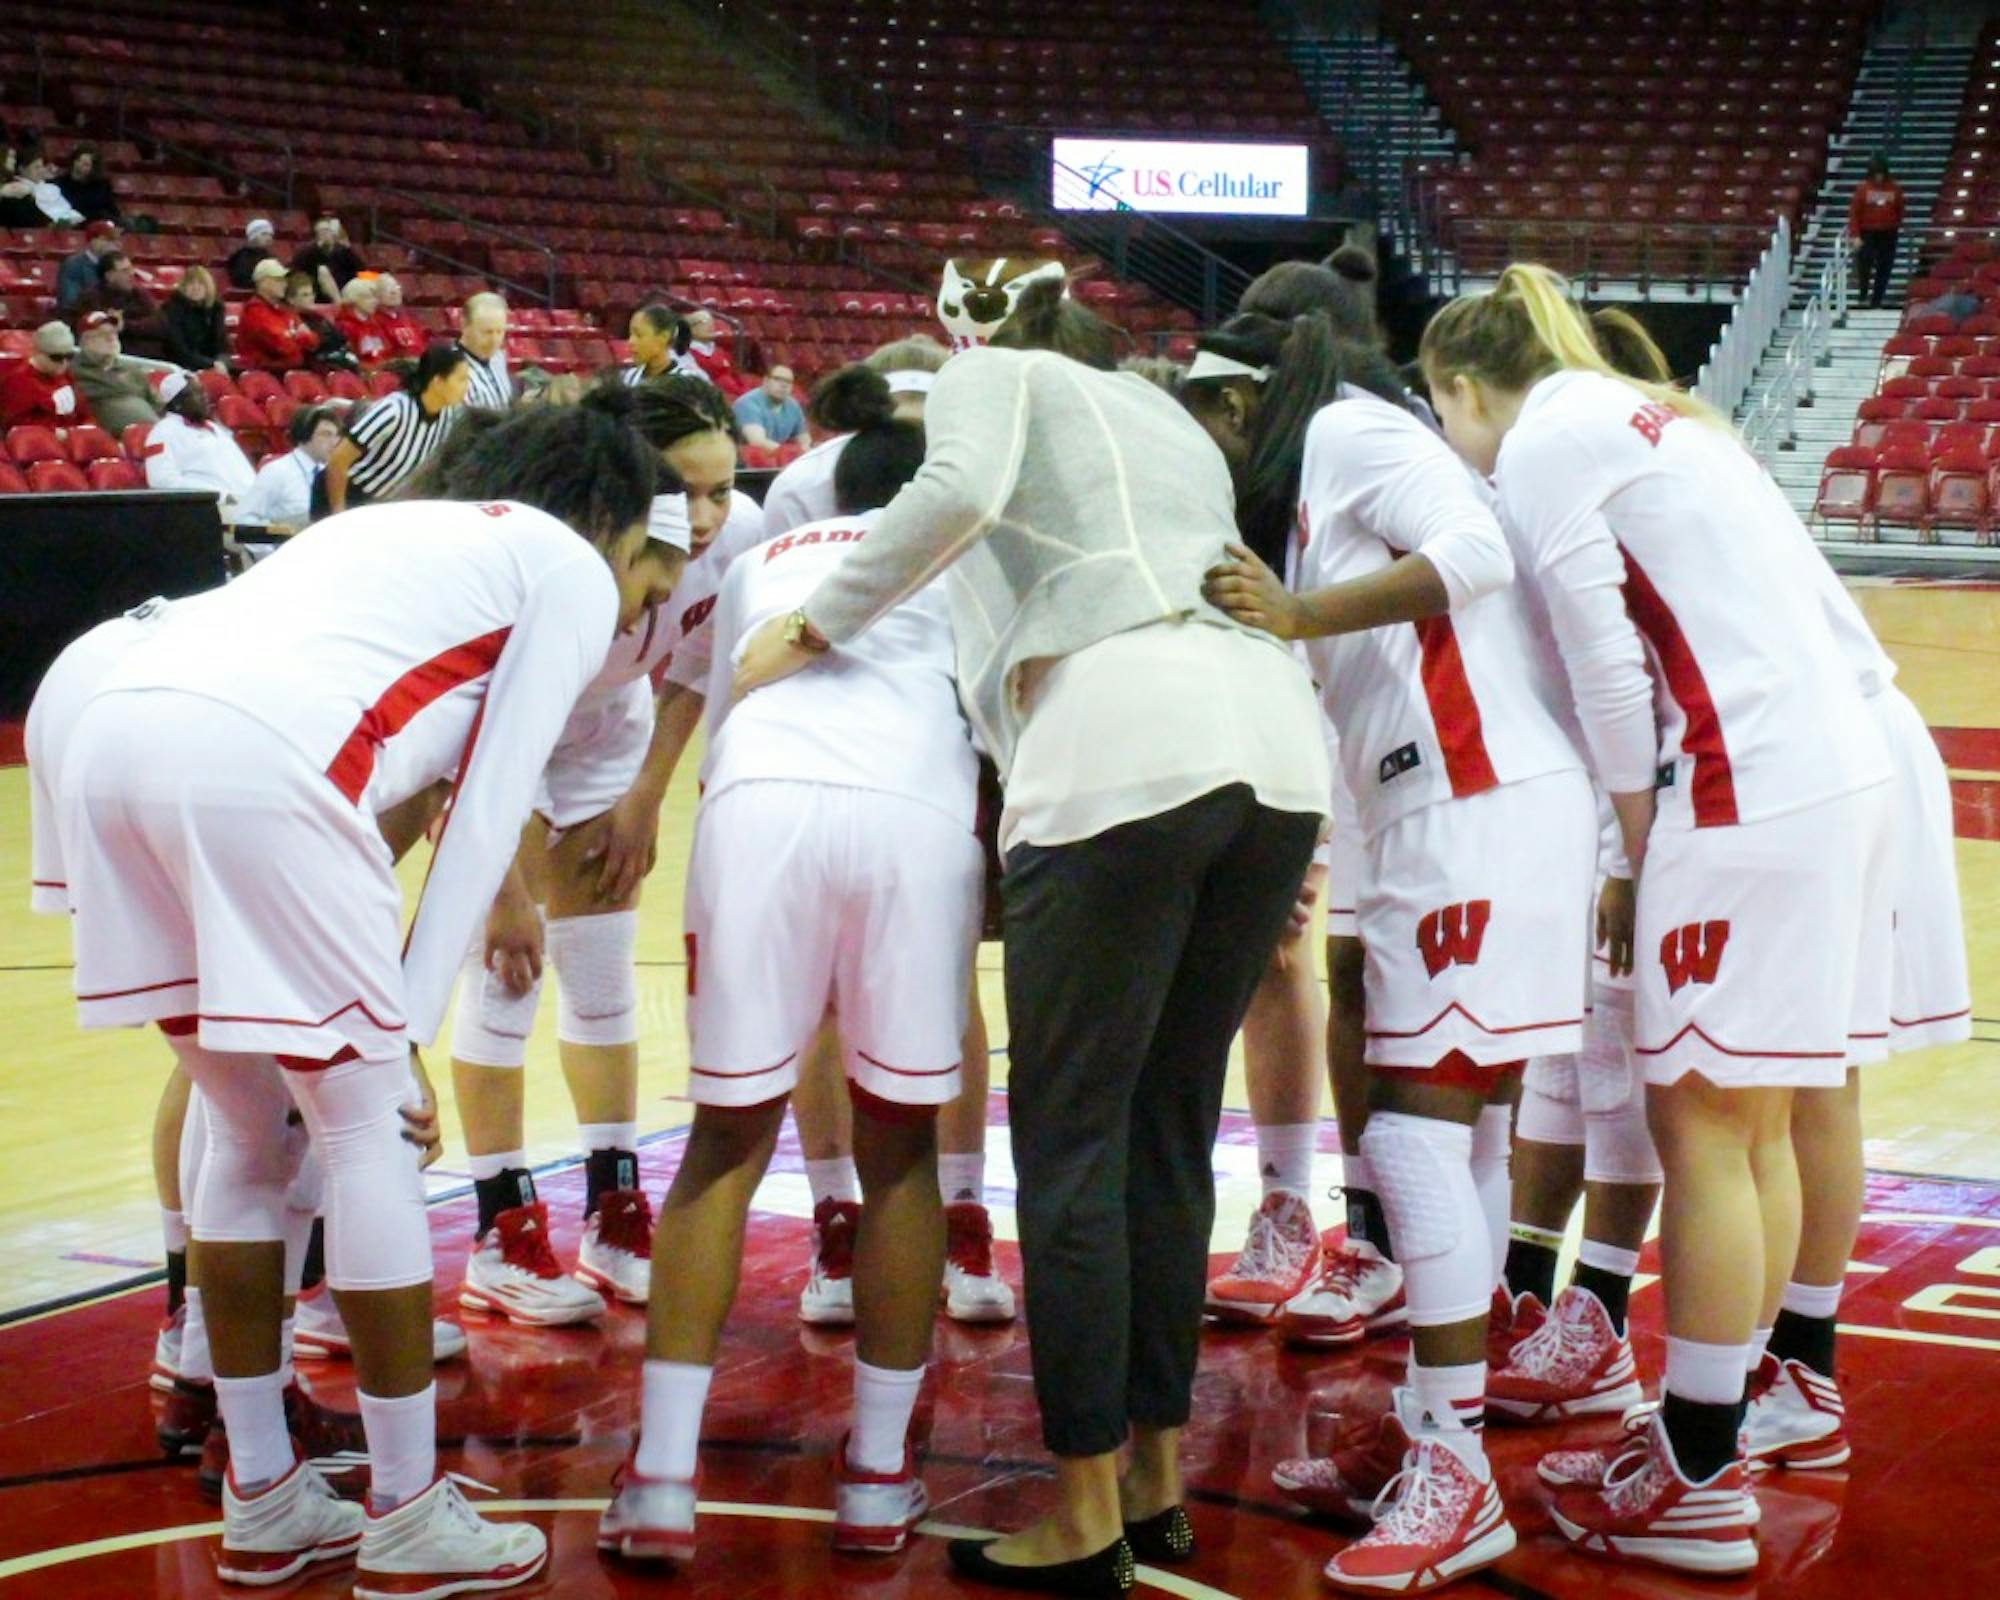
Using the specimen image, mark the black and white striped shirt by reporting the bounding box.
[344,390,459,500]
[459,345,513,412]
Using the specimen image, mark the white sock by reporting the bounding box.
[467,1148,526,1183]
[849,1359,924,1474]
[360,1384,437,1510]
[1747,1325,1774,1374]
[1255,1122,1318,1199]
[1666,1336,1751,1405]
[805,1157,859,1208]
[937,1151,985,1207]
[636,1360,712,1481]
[1781,1278,1844,1319]
[1409,1362,1490,1442]
[1470,1104,1513,1290]
[1340,1148,1376,1195]
[181,1287,214,1383]
[279,1316,295,1390]
[1577,1238,1641,1278]
[162,1207,190,1255]
[214,1371,291,1491]
[579,1121,639,1153]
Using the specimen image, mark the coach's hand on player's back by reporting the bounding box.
[732,612,821,703]
[1203,542,1304,640]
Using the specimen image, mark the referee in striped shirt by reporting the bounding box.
[322,344,469,514]
[457,291,513,411]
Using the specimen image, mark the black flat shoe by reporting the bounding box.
[1123,1504,1195,1564]
[947,1535,1136,1595]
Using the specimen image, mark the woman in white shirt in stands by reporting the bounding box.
[143,370,256,515]
[236,404,343,534]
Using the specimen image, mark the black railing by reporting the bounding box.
[113,88,298,210]
[362,186,562,308]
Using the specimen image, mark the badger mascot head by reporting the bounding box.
[937,258,1068,351]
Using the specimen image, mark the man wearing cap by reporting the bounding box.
[70,251,173,363]
[57,221,121,312]
[235,256,319,371]
[227,218,278,291]
[293,215,365,303]
[142,368,254,513]
[0,323,92,431]
[71,311,173,436]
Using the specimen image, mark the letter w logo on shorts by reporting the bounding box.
[1417,900,1492,978]
[1660,920,1730,994]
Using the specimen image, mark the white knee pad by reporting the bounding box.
[1471,1103,1512,1288]
[549,910,640,1048]
[1518,1054,1584,1146]
[167,1041,306,1246]
[178,1078,210,1218]
[451,937,542,1068]
[1578,988,1662,1186]
[1360,1112,1490,1327]
[285,1054,432,1292]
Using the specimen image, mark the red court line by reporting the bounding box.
[1932,726,2000,772]
[1952,777,2000,842]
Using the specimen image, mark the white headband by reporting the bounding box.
[885,370,936,395]
[1185,351,1271,384]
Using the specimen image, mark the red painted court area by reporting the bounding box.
[2,1138,1998,1598]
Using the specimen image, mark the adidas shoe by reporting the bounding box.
[1744,1354,1850,1471]
[833,1435,930,1554]
[157,1376,216,1458]
[597,1458,698,1566]
[1536,1403,1658,1488]
[1487,1285,1545,1371]
[1205,1191,1319,1325]
[353,1474,547,1599]
[575,1188,654,1306]
[216,1455,364,1586]
[294,1285,468,1363]
[1549,1413,1759,1575]
[151,1303,187,1394]
[799,1198,860,1327]
[458,1203,606,1327]
[941,1202,1015,1324]
[1273,1385,1420,1520]
[1277,1237,1406,1347]
[1321,1425,1515,1592]
[1488,1286,1645,1424]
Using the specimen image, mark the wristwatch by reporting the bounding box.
[783,608,830,653]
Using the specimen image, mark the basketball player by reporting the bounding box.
[1193,307,1595,1592]
[52,394,675,1594]
[447,377,745,1327]
[1418,265,1893,1575]
[600,374,981,1565]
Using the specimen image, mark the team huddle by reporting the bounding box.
[24,254,1968,1600]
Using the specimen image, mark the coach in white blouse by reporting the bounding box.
[735,280,1328,1591]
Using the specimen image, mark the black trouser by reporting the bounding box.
[1002,783,1320,1457]
[1858,229,1898,307]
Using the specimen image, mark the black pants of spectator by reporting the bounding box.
[1858,229,1898,308]
[1002,782,1319,1457]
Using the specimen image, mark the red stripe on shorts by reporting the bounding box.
[1368,1000,1582,1041]
[1617,545,1739,827]
[326,627,511,803]
[690,1052,799,1080]
[1632,1022,1844,1060]
[853,1050,959,1078]
[76,975,198,1002]
[1413,614,1498,797]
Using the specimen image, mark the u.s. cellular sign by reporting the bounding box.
[1051,138,1310,217]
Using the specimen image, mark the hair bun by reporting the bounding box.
[580,381,636,422]
[1324,245,1378,284]
[809,364,897,433]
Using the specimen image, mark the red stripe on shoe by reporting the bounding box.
[1412,613,1499,797]
[326,627,511,803]
[1617,546,1738,826]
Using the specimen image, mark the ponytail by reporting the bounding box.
[825,366,926,513]
[1589,307,1674,385]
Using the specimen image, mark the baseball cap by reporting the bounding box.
[158,369,190,406]
[252,257,289,284]
[84,219,119,242]
[79,310,119,332]
[33,321,77,357]
[246,217,274,241]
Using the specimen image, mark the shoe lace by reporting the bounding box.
[1314,1241,1366,1296]
[946,1205,995,1277]
[1367,1444,1452,1540]
[439,1473,502,1534]
[1600,1436,1665,1513]
[1506,1292,1596,1376]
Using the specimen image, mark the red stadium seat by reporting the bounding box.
[0,461,28,493]
[366,371,401,399]
[1930,448,1992,539]
[5,425,66,465]
[66,425,122,465]
[1813,444,1875,533]
[326,370,368,401]
[237,370,285,405]
[215,395,267,432]
[26,459,90,493]
[1872,443,1932,532]
[196,369,240,403]
[121,422,154,461]
[284,371,330,403]
[86,458,145,491]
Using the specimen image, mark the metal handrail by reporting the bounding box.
[1440,216,1788,300]
[361,186,562,309]
[1697,217,1793,415]
[113,87,297,210]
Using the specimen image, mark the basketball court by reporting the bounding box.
[0,575,1994,1598]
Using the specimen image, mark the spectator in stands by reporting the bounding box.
[238,403,343,533]
[72,251,173,363]
[162,265,229,373]
[293,215,365,303]
[143,368,254,514]
[286,272,358,370]
[335,275,392,368]
[683,305,751,395]
[373,273,426,359]
[322,342,468,512]
[0,321,90,429]
[0,148,83,228]
[55,145,120,225]
[623,302,692,385]
[57,220,121,311]
[226,218,278,291]
[235,256,319,371]
[71,310,172,435]
[1849,155,1905,310]
[733,362,806,450]
[456,291,512,410]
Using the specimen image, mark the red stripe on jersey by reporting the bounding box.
[326,628,511,804]
[1413,613,1498,797]
[1617,546,1739,827]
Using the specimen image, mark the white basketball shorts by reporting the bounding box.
[683,780,982,1109]
[536,678,654,831]
[1322,754,1364,940]
[1359,768,1595,1071]
[1634,780,1895,1090]
[1872,687,1972,1054]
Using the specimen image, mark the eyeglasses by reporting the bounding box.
[46,351,74,364]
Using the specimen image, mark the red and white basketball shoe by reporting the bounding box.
[834,1436,930,1554]
[1535,1403,1657,1488]
[1321,1427,1515,1592]
[1205,1191,1319,1325]
[575,1188,655,1306]
[941,1202,1016,1324]
[216,1455,364,1586]
[294,1285,468,1363]
[354,1475,547,1599]
[1277,1237,1406,1347]
[1488,1287,1645,1424]
[157,1376,217,1457]
[1549,1413,1760,1575]
[799,1198,860,1327]
[1487,1286,1545,1371]
[152,1303,187,1393]
[459,1203,607,1327]
[598,1459,699,1566]
[1744,1354,1850,1471]
[1273,1386,1419,1520]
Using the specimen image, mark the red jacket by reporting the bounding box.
[0,359,92,429]
[379,310,426,360]
[335,309,392,367]
[236,295,320,371]
[689,341,753,398]
[1849,180,1903,235]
